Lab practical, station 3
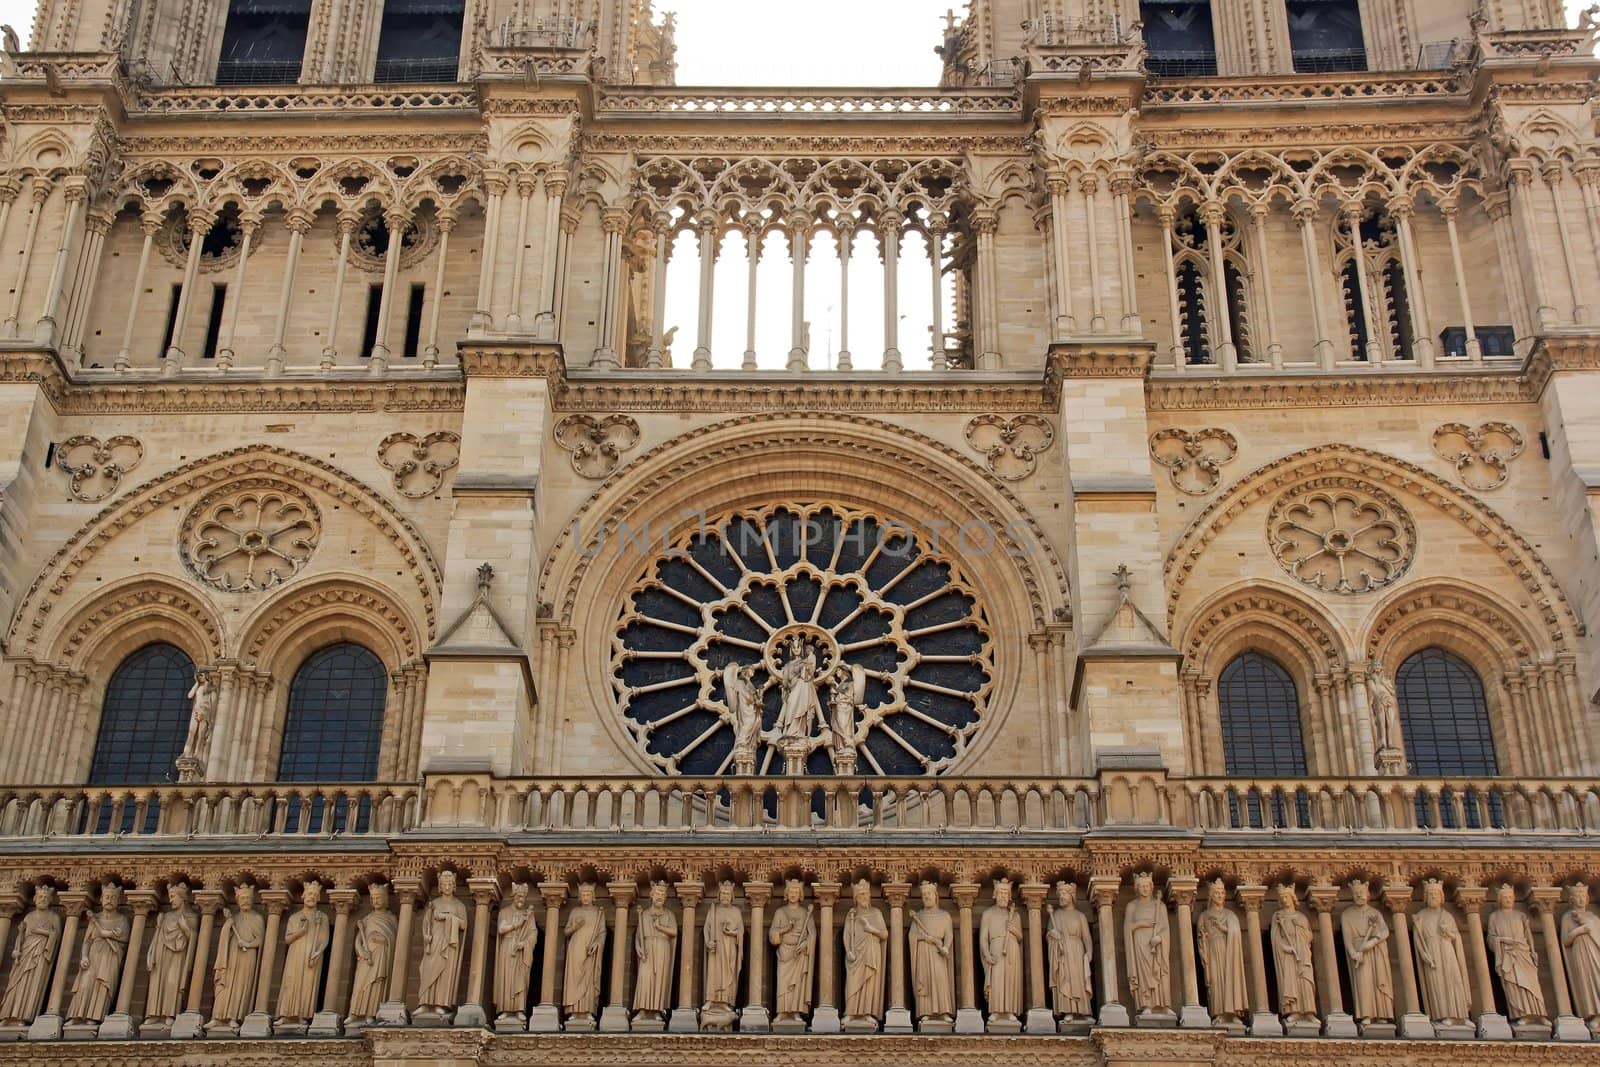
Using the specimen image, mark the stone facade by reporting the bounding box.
[0,0,1596,1063]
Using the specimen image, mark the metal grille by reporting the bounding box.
[1397,648,1497,776]
[87,643,196,786]
[1218,652,1308,776]
[275,642,387,782]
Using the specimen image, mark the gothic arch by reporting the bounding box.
[49,574,226,672]
[1162,444,1581,653]
[238,572,420,676]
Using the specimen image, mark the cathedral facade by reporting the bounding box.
[0,0,1595,1063]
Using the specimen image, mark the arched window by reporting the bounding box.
[276,643,387,782]
[1335,204,1412,362]
[87,643,196,785]
[1217,652,1307,775]
[1395,648,1497,776]
[1169,204,1253,366]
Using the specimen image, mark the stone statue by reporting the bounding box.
[275,881,330,1026]
[724,664,762,773]
[1195,879,1247,1025]
[416,871,468,1016]
[841,880,887,1027]
[1046,881,1093,1020]
[775,635,823,744]
[1366,664,1404,769]
[346,883,398,1024]
[66,884,129,1025]
[182,673,216,764]
[769,879,815,1024]
[1270,885,1317,1023]
[909,882,954,1025]
[825,663,866,774]
[1123,873,1171,1016]
[979,878,1024,1024]
[0,25,18,55]
[0,886,60,1024]
[1486,884,1546,1023]
[1561,882,1600,1022]
[143,884,197,1025]
[208,884,263,1028]
[632,881,677,1024]
[701,880,743,1029]
[1412,880,1470,1025]
[493,882,539,1023]
[561,882,606,1024]
[1340,880,1394,1023]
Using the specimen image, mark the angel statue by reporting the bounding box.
[724,663,763,775]
[825,663,866,775]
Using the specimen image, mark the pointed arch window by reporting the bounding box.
[1218,651,1308,829]
[87,643,196,786]
[1396,648,1501,829]
[1169,205,1254,365]
[1334,203,1412,362]
[276,642,387,782]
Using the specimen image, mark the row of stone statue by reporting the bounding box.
[3,871,1600,1040]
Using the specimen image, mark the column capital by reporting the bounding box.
[285,208,316,235]
[1454,885,1489,910]
[1386,193,1416,219]
[28,178,55,204]
[538,882,570,909]
[383,207,411,231]
[58,889,91,917]
[515,173,539,197]
[335,210,363,236]
[1088,876,1121,908]
[950,882,981,909]
[881,882,912,908]
[1307,883,1341,914]
[605,880,637,906]
[1018,882,1049,910]
[1528,886,1566,914]
[1077,172,1101,195]
[971,208,999,235]
[193,888,226,915]
[811,881,841,907]
[1198,199,1227,226]
[652,209,675,232]
[186,207,217,235]
[466,877,501,907]
[328,887,361,914]
[1505,161,1537,188]
[1291,197,1320,223]
[1380,884,1415,914]
[601,206,629,233]
[260,888,292,915]
[1157,202,1177,226]
[741,881,772,906]
[1540,158,1567,183]
[1438,197,1461,220]
[124,888,159,915]
[61,176,89,203]
[1234,884,1267,912]
[139,210,166,237]
[0,177,21,204]
[388,875,425,900]
[482,171,510,197]
[673,881,704,908]
[436,209,458,233]
[542,174,568,198]
[1165,875,1199,908]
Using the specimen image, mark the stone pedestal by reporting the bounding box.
[376,1000,409,1026]
[955,1006,985,1033]
[918,1015,955,1034]
[1475,1012,1513,1041]
[1513,1018,1555,1040]
[1322,1010,1359,1037]
[1179,1005,1212,1029]
[1284,1014,1321,1038]
[986,1011,1022,1034]
[631,1011,665,1033]
[97,1013,136,1040]
[563,1012,596,1033]
[700,1005,738,1032]
[61,1021,100,1040]
[1398,1011,1434,1039]
[1553,1013,1591,1041]
[1435,1020,1476,1040]
[307,1010,342,1036]
[0,1025,23,1043]
[1248,1009,1283,1036]
[454,1004,487,1028]
[809,1004,840,1033]
[1097,1003,1131,1028]
[272,1017,310,1036]
[1135,1008,1177,1029]
[492,1012,526,1034]
[203,1019,241,1038]
[409,1006,453,1027]
[1024,1006,1056,1034]
[1358,1018,1396,1039]
[135,1017,172,1039]
[24,1013,61,1041]
[841,1014,878,1033]
[1059,1013,1095,1035]
[771,1012,807,1034]
[883,1007,913,1033]
[1209,1014,1245,1036]
[526,1005,561,1032]
[737,1005,769,1033]
[169,1011,205,1038]
[598,1005,630,1032]
[667,1006,698,1032]
[238,1011,272,1038]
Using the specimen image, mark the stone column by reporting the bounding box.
[3,178,49,337]
[599,881,635,1032]
[951,883,984,1033]
[1577,164,1600,279]
[1438,200,1479,359]
[1530,886,1591,1040]
[809,882,840,1033]
[1090,876,1130,1027]
[62,210,111,358]
[1167,876,1209,1028]
[1308,883,1357,1036]
[1200,199,1237,369]
[1246,201,1282,366]
[926,215,946,368]
[1340,201,1383,363]
[1543,161,1587,323]
[973,209,1001,369]
[1381,884,1433,1039]
[1158,205,1184,367]
[741,216,762,370]
[321,211,358,368]
[528,883,567,1032]
[26,886,86,1039]
[505,175,535,330]
[1508,164,1556,329]
[214,212,259,369]
[367,209,409,371]
[1110,172,1140,333]
[1485,193,1533,341]
[470,171,506,332]
[239,888,288,1037]
[669,882,703,1032]
[1081,174,1107,332]
[592,208,627,367]
[114,212,164,370]
[265,210,311,375]
[740,882,771,1032]
[1453,885,1512,1040]
[171,889,221,1038]
[1387,195,1435,366]
[163,208,213,374]
[646,212,670,368]
[377,877,420,1025]
[691,213,717,371]
[836,221,854,370]
[534,175,566,339]
[418,212,453,370]
[880,210,902,372]
[787,211,809,371]
[882,882,913,1033]
[308,886,357,1036]
[1047,174,1077,337]
[1236,885,1282,1036]
[457,878,498,1028]
[1021,883,1054,1034]
[34,177,87,345]
[100,888,155,1038]
[1293,198,1336,368]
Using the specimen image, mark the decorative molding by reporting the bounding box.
[178,482,322,594]
[1267,482,1415,596]
[551,415,640,478]
[1046,344,1157,382]
[963,415,1054,481]
[377,431,461,498]
[55,434,143,502]
[1431,422,1524,491]
[1145,369,1532,411]
[1148,429,1237,496]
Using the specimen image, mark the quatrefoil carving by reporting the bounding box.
[1148,428,1239,496]
[56,435,144,502]
[964,414,1055,481]
[1431,422,1524,492]
[553,415,641,479]
[377,431,461,498]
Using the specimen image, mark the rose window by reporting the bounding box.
[611,504,996,776]
[180,486,321,593]
[1268,485,1414,595]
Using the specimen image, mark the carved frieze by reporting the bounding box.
[1431,422,1524,492]
[54,434,143,502]
[1148,428,1237,496]
[378,431,461,498]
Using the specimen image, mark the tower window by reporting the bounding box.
[1140,1,1217,77]
[360,284,383,357]
[402,283,425,358]
[202,284,227,359]
[215,0,311,85]
[374,0,465,83]
[1287,0,1367,73]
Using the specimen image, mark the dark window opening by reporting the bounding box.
[201,283,227,359]
[1141,1,1217,77]
[1340,260,1370,360]
[360,283,383,357]
[1219,652,1308,776]
[374,0,464,83]
[1396,648,1501,829]
[215,0,311,85]
[402,283,425,358]
[1287,0,1367,73]
[1439,325,1517,358]
[1382,259,1413,360]
[1177,259,1210,364]
[88,644,196,786]
[159,283,182,354]
[276,643,387,782]
[1223,256,1252,363]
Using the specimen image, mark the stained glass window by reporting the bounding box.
[1218,652,1307,775]
[87,643,196,785]
[276,643,387,782]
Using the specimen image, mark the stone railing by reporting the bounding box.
[595,86,1022,115]
[1141,70,1463,107]
[130,85,479,114]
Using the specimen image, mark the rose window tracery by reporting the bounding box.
[611,504,995,777]
[179,485,322,593]
[1268,484,1414,595]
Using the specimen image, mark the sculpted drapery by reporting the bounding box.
[1270,887,1317,1019]
[562,883,607,1019]
[1412,881,1471,1024]
[208,886,264,1026]
[979,881,1024,1019]
[769,880,815,1020]
[1485,885,1545,1022]
[1123,874,1171,1014]
[909,883,954,1022]
[633,882,678,1017]
[1340,882,1394,1023]
[417,872,468,1012]
[144,886,197,1022]
[702,882,744,1011]
[842,881,888,1023]
[1195,881,1247,1022]
[1562,884,1600,1021]
[346,884,398,1023]
[275,882,331,1023]
[1046,882,1093,1018]
[67,887,129,1024]
[493,883,539,1019]
[0,887,60,1025]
